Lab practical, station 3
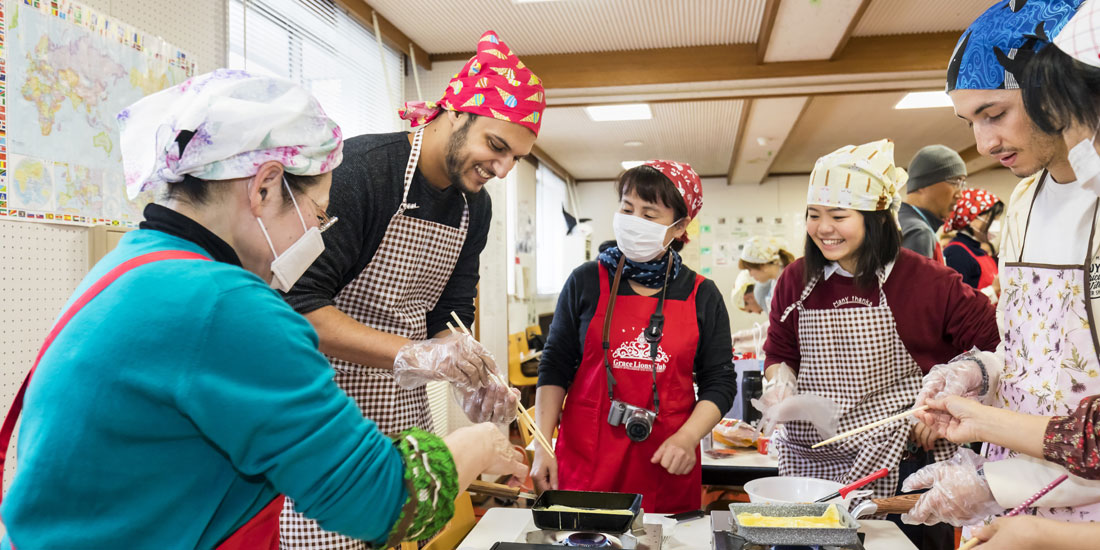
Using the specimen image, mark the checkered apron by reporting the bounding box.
[281,127,469,549]
[775,273,955,504]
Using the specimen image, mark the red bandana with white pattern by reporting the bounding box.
[398,30,546,136]
[944,188,1000,231]
[643,159,703,242]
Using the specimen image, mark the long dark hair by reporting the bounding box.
[803,209,900,288]
[615,165,689,252]
[1021,45,1100,135]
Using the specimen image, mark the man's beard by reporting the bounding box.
[444,116,477,191]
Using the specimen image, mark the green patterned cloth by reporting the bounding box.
[382,428,459,548]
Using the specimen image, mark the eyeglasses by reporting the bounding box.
[303,193,338,233]
[946,177,968,190]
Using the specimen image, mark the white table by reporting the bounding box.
[458,508,917,549]
[701,446,779,486]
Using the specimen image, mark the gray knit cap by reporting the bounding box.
[906,145,966,193]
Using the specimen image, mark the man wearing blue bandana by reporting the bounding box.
[905,0,1100,531]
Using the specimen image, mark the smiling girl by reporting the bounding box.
[758,139,1000,549]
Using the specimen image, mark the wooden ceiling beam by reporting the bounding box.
[431,32,958,89]
[830,0,873,60]
[338,0,432,70]
[756,0,782,64]
[531,144,575,183]
[727,99,755,183]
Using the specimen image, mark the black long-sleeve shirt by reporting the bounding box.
[537,261,737,414]
[284,132,491,334]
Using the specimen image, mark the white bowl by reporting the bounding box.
[743,476,845,504]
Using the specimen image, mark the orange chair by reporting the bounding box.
[508,330,540,387]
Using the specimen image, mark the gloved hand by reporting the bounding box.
[392,332,494,390]
[751,363,796,412]
[757,394,840,438]
[901,447,1003,527]
[453,382,519,424]
[916,349,996,408]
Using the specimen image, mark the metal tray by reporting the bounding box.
[728,502,861,547]
[531,490,642,534]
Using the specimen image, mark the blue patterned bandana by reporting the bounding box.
[947,0,1083,91]
[598,246,682,289]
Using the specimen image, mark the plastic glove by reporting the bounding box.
[393,332,494,390]
[757,393,839,438]
[901,447,1003,527]
[751,363,797,413]
[453,380,519,424]
[916,349,997,408]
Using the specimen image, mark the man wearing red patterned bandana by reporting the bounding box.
[280,30,544,549]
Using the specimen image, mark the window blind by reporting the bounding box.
[228,0,405,137]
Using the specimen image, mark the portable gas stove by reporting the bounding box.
[488,511,664,549]
[711,511,866,550]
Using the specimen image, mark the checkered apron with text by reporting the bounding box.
[775,273,955,507]
[281,127,469,549]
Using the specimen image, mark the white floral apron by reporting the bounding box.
[990,172,1100,522]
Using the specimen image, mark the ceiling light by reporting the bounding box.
[895,91,953,110]
[755,137,771,146]
[585,104,653,122]
[624,140,644,147]
[621,160,646,170]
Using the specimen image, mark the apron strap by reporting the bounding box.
[398,127,426,212]
[779,275,819,323]
[602,256,627,401]
[0,250,211,506]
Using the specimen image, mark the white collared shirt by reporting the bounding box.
[822,260,896,281]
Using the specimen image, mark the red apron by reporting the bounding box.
[556,262,703,514]
[944,241,997,290]
[0,250,282,550]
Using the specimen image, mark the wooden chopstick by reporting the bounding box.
[467,479,537,501]
[811,406,930,449]
[445,316,556,459]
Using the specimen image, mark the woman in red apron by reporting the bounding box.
[759,140,1000,550]
[531,161,736,514]
[942,189,1003,293]
[0,71,526,550]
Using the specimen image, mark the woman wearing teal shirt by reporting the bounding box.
[0,70,524,549]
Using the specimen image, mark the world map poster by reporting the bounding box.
[0,0,194,226]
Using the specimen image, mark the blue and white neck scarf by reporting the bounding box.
[598,246,682,289]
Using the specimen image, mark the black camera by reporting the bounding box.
[607,399,657,442]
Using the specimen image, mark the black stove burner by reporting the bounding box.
[563,532,611,547]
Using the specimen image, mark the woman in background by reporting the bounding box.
[942,189,1003,292]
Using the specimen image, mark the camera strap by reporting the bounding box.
[602,253,673,414]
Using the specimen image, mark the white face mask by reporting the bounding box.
[613,211,679,262]
[985,218,1002,245]
[1069,133,1100,195]
[256,178,325,292]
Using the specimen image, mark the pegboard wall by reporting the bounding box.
[0,0,227,509]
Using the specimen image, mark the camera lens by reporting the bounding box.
[625,410,652,442]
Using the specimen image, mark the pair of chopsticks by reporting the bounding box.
[467,479,537,501]
[446,311,556,459]
[957,473,1068,549]
[812,406,930,449]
